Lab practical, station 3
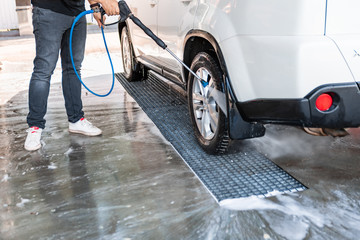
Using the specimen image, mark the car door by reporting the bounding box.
[157,0,197,84]
[126,0,159,63]
[325,0,360,84]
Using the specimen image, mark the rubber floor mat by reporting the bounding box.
[116,73,306,203]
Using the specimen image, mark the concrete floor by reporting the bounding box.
[1,27,360,240]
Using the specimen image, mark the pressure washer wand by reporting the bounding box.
[116,0,201,81]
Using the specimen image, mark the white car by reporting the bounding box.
[119,0,360,154]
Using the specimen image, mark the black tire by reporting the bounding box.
[120,26,147,81]
[188,52,230,154]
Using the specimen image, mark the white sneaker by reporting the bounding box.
[69,118,102,136]
[24,126,42,151]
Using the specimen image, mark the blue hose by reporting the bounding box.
[69,9,115,97]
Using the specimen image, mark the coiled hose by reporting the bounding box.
[69,9,115,97]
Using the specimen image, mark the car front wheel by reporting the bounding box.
[188,52,230,154]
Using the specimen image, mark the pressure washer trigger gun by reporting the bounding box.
[118,0,132,22]
[98,0,131,26]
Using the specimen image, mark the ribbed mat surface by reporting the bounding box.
[116,73,306,202]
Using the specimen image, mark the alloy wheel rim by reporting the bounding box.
[192,67,219,140]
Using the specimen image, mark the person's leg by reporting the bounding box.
[27,7,67,129]
[25,7,70,150]
[61,17,102,136]
[60,17,86,123]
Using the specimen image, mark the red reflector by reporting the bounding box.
[316,93,333,111]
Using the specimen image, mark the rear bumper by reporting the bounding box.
[238,82,360,128]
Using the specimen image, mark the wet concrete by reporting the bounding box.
[1,27,360,240]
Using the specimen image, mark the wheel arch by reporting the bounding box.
[183,30,228,86]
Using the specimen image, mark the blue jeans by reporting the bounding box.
[27,7,86,129]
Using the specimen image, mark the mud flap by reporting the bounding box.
[224,78,266,140]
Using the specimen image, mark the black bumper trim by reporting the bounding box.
[238,82,360,128]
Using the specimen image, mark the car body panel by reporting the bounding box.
[127,0,159,63]
[126,0,357,100]
[326,0,360,35]
[191,0,357,100]
[220,35,354,101]
[327,35,360,83]
[194,0,326,40]
[126,0,198,85]
[157,0,198,83]
[325,0,360,83]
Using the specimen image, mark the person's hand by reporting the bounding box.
[93,12,105,27]
[100,0,119,16]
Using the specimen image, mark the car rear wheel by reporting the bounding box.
[188,52,229,154]
[120,26,146,81]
